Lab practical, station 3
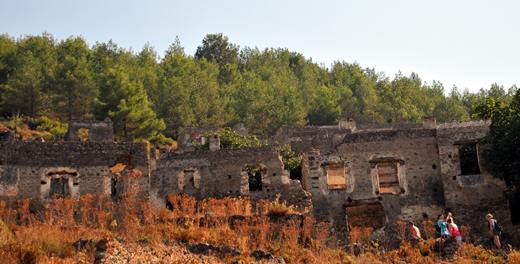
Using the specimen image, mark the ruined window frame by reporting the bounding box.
[325,162,348,190]
[178,168,201,191]
[247,166,263,192]
[40,168,80,199]
[456,142,482,176]
[49,177,70,198]
[370,158,404,195]
[345,200,386,229]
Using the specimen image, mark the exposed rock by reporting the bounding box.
[186,242,241,258]
[251,249,275,260]
[72,239,95,250]
[370,225,402,250]
[94,239,108,264]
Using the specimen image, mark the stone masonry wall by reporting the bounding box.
[0,142,150,199]
[150,147,311,210]
[297,128,445,239]
[0,120,517,245]
[437,121,517,244]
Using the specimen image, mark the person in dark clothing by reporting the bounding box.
[486,213,501,249]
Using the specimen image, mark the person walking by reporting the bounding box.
[447,218,462,247]
[446,211,454,223]
[408,221,422,245]
[486,213,501,249]
[437,214,450,239]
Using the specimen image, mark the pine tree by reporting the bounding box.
[53,37,96,121]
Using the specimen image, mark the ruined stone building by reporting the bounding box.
[0,119,518,244]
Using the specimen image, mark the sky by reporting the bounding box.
[1,0,519,92]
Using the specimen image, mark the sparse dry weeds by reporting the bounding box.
[0,168,517,263]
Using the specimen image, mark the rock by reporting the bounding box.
[21,251,36,264]
[251,249,275,260]
[187,243,213,255]
[137,239,149,246]
[217,245,241,257]
[28,199,46,220]
[72,239,94,250]
[229,215,247,228]
[268,213,304,224]
[94,239,108,264]
[370,225,402,250]
[187,243,241,258]
[276,256,286,264]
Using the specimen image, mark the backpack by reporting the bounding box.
[494,221,502,233]
[435,222,441,234]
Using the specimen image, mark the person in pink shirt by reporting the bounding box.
[447,218,462,247]
[408,221,422,245]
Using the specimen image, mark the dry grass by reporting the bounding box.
[0,168,518,263]
[265,194,297,217]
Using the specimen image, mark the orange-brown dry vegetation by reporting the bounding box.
[0,196,519,264]
[0,169,519,263]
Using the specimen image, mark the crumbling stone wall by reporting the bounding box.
[437,121,517,244]
[277,119,517,245]
[176,126,217,152]
[66,119,114,142]
[150,147,312,210]
[1,119,517,245]
[290,126,445,239]
[0,142,150,200]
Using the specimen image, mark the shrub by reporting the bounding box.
[30,116,68,140]
[266,195,296,217]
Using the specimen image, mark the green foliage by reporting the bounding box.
[218,127,264,149]
[1,34,57,117]
[235,48,307,133]
[0,32,515,145]
[30,116,68,140]
[475,89,520,191]
[105,70,166,142]
[155,40,230,137]
[280,144,302,171]
[195,33,239,84]
[193,127,264,150]
[53,36,96,121]
[331,62,381,122]
[308,85,341,125]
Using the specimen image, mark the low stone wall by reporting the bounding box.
[0,142,150,200]
[150,147,312,211]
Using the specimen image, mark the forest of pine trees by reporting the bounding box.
[0,33,517,143]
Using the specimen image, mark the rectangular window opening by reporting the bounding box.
[184,170,195,187]
[327,164,347,190]
[377,162,400,194]
[458,143,481,175]
[182,169,200,189]
[246,166,262,192]
[49,177,70,198]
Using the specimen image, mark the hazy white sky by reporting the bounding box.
[1,0,519,92]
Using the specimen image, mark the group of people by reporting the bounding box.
[407,212,502,249]
[434,213,463,246]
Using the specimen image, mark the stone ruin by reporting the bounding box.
[66,119,114,142]
[0,118,518,245]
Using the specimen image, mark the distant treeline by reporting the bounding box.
[0,33,517,143]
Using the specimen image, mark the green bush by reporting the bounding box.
[30,116,68,140]
[280,144,302,171]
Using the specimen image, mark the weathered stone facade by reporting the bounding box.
[274,119,518,244]
[0,142,150,200]
[149,146,311,210]
[0,119,517,245]
[66,119,114,142]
